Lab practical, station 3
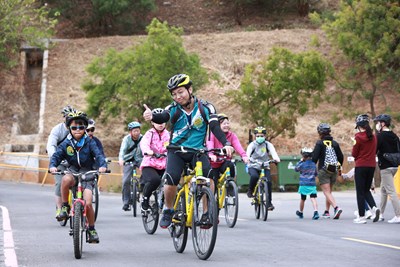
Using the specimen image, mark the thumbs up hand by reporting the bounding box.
[143,104,152,121]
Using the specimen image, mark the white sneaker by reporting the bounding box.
[365,210,373,219]
[354,210,373,219]
[388,216,400,224]
[378,214,384,222]
[371,207,380,223]
[353,216,367,224]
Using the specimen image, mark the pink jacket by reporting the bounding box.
[140,128,170,170]
[207,131,247,169]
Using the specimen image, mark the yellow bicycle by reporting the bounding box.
[214,158,240,228]
[168,145,219,260]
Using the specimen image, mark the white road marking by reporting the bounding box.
[1,205,18,267]
[342,237,400,250]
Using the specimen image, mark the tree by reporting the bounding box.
[227,47,332,140]
[313,0,400,119]
[83,18,208,123]
[0,0,58,68]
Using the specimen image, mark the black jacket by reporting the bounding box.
[376,130,400,169]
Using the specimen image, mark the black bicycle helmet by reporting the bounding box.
[254,126,267,135]
[61,105,75,117]
[167,74,192,91]
[152,108,164,115]
[65,110,89,127]
[218,113,229,123]
[317,123,331,134]
[301,147,313,158]
[355,114,369,129]
[373,114,391,126]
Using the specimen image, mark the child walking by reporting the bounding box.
[295,148,319,220]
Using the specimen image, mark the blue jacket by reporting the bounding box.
[295,159,317,186]
[49,134,107,170]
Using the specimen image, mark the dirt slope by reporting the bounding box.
[42,28,358,157]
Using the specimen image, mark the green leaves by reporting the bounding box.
[0,0,58,68]
[322,0,400,118]
[228,47,331,140]
[83,18,208,125]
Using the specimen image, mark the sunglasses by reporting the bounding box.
[70,125,86,131]
[86,128,95,132]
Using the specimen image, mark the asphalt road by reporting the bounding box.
[0,181,399,267]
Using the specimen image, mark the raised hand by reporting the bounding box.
[143,104,152,121]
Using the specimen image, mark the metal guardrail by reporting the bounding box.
[0,151,122,187]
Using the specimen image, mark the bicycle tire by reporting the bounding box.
[192,186,218,260]
[172,192,188,253]
[254,186,261,219]
[73,202,84,259]
[260,181,269,221]
[142,191,159,235]
[93,181,99,222]
[224,180,239,228]
[132,182,138,217]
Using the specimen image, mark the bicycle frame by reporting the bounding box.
[216,167,231,209]
[173,161,210,227]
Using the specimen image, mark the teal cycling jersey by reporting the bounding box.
[167,97,215,148]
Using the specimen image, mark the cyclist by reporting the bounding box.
[312,123,344,219]
[373,114,400,223]
[86,119,105,158]
[246,126,281,211]
[139,108,170,212]
[49,110,107,243]
[46,105,75,221]
[207,113,249,189]
[143,73,234,228]
[118,121,143,211]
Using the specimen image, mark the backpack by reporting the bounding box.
[322,140,338,173]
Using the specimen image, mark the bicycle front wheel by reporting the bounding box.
[73,202,84,259]
[131,182,138,217]
[192,186,218,260]
[172,192,188,253]
[93,181,99,222]
[224,180,239,228]
[260,181,269,221]
[142,191,159,235]
[254,186,260,219]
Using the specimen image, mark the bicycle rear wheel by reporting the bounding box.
[192,186,218,260]
[224,180,239,228]
[172,192,188,253]
[142,191,159,234]
[260,181,269,221]
[93,181,99,222]
[73,202,84,259]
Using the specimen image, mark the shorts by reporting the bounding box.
[318,168,337,185]
[298,185,317,196]
[67,166,95,191]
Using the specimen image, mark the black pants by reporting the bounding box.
[141,167,165,199]
[210,160,236,182]
[354,166,376,217]
[165,149,212,186]
[248,167,272,202]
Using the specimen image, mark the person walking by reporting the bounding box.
[352,114,380,224]
[312,123,344,219]
[373,114,400,223]
[295,147,319,220]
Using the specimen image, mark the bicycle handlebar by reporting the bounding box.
[167,145,227,155]
[249,159,277,167]
[144,152,167,159]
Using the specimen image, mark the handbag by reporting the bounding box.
[382,139,400,166]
